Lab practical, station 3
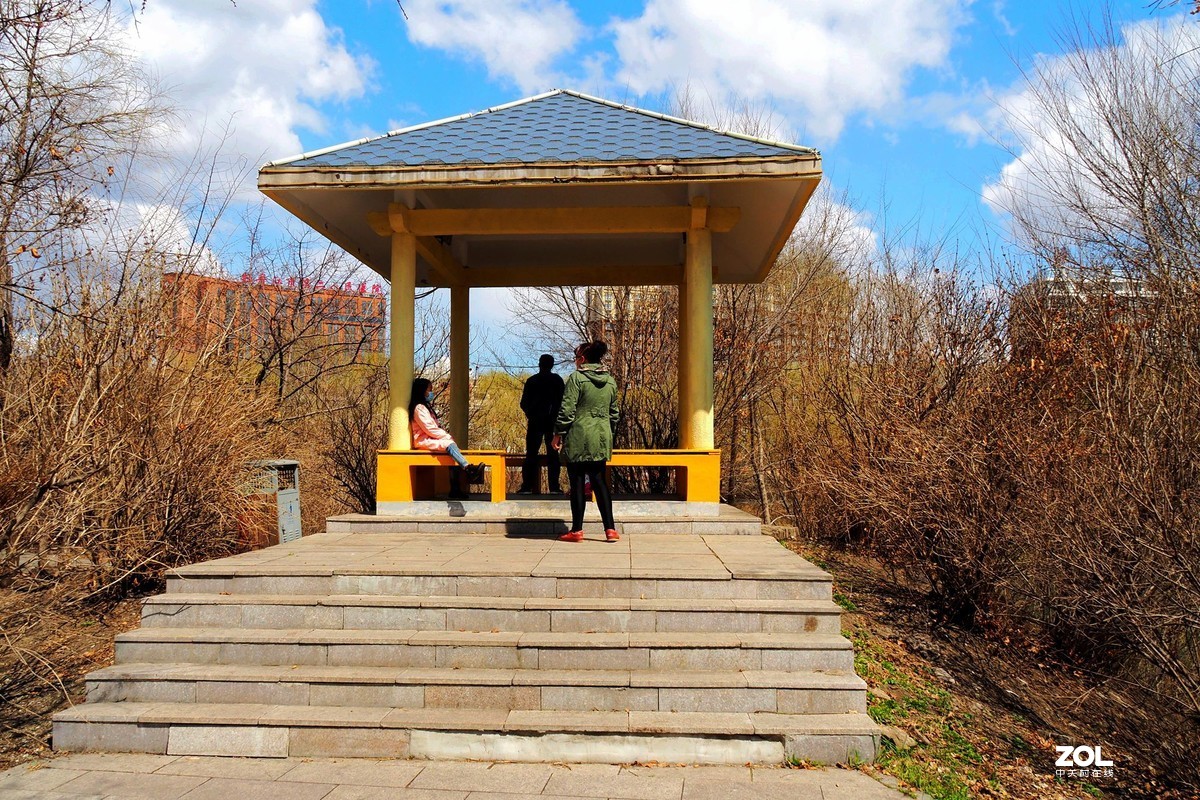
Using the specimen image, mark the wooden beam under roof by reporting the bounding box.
[367,209,466,287]
[378,202,740,237]
[456,264,684,288]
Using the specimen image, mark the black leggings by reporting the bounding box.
[566,461,614,531]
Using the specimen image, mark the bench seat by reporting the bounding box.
[504,449,720,504]
[378,450,508,503]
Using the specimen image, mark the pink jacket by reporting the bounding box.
[411,404,455,451]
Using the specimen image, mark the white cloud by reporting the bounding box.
[401,0,584,93]
[978,16,1200,236]
[123,0,373,167]
[792,185,878,265]
[610,0,967,141]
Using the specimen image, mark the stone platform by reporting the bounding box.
[330,500,759,534]
[53,519,878,765]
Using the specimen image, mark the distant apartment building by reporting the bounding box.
[163,271,387,356]
[1010,273,1152,362]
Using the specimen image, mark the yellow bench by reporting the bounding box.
[378,450,508,503]
[608,449,720,504]
[505,449,721,504]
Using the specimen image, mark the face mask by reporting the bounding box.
[425,392,433,402]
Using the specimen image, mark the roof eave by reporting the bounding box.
[257,155,822,191]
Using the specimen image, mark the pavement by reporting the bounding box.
[0,754,913,799]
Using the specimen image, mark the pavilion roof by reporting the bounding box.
[258,91,822,287]
[267,90,816,169]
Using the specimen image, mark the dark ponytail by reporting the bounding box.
[584,340,608,362]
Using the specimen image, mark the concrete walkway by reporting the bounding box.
[0,754,910,799]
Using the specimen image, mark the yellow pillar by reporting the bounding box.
[450,284,470,445]
[677,282,691,447]
[387,232,416,449]
[683,224,714,449]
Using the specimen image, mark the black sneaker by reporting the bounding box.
[466,464,486,484]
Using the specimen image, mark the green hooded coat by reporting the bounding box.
[555,364,619,463]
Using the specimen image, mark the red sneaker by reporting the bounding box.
[605,529,620,542]
[559,531,584,542]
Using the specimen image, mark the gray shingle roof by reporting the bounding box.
[271,90,815,169]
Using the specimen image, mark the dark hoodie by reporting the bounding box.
[554,363,620,463]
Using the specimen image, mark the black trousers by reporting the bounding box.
[521,423,561,491]
[566,460,614,531]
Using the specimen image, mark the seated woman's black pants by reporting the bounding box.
[566,460,614,531]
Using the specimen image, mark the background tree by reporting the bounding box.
[0,0,155,370]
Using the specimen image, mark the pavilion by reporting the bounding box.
[257,90,822,509]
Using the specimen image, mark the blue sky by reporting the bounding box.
[119,0,1192,335]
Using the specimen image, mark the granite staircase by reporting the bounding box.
[54,512,878,764]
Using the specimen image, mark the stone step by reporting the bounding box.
[52,702,879,764]
[165,571,832,601]
[86,664,867,714]
[326,505,762,535]
[142,593,844,635]
[113,628,856,672]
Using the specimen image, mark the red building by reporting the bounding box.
[164,271,387,356]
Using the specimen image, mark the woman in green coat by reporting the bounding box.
[552,341,620,542]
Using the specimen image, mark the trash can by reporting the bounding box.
[243,459,302,546]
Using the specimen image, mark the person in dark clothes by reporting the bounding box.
[553,341,620,542]
[518,354,565,494]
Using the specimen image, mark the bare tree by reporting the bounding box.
[0,0,157,371]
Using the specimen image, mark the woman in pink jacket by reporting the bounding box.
[409,378,479,499]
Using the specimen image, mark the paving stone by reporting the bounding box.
[277,759,423,786]
[505,711,629,733]
[408,761,554,794]
[54,769,207,799]
[343,607,448,630]
[424,685,540,710]
[629,712,754,735]
[142,604,242,628]
[178,776,336,800]
[140,704,271,726]
[54,721,169,754]
[555,578,658,599]
[289,727,410,758]
[153,755,297,780]
[382,708,508,731]
[241,604,344,629]
[194,680,310,705]
[0,788,108,799]
[322,785,466,800]
[117,642,222,664]
[540,686,658,712]
[434,645,530,669]
[538,647,650,670]
[50,753,179,773]
[455,576,556,597]
[776,688,866,714]
[623,764,752,782]
[88,680,196,704]
[659,688,777,713]
[218,643,328,667]
[543,767,684,800]
[258,706,390,727]
[549,610,653,633]
[444,608,550,631]
[167,726,288,757]
[328,644,436,668]
[0,766,89,791]
[629,671,746,688]
[649,648,761,671]
[782,733,878,765]
[308,683,423,707]
[511,669,629,687]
